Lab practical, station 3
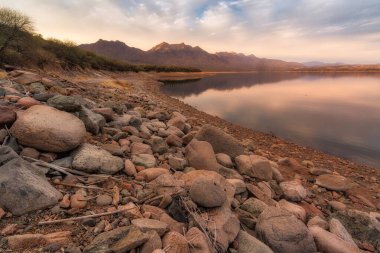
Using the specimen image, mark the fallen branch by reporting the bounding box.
[38,207,135,225]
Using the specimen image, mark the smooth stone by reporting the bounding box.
[185,227,212,253]
[96,195,113,206]
[236,155,273,181]
[140,230,162,253]
[278,199,306,222]
[329,218,358,249]
[0,106,17,128]
[237,230,274,253]
[240,198,268,218]
[189,175,227,208]
[131,218,168,236]
[195,124,244,158]
[16,97,41,108]
[137,168,169,182]
[316,174,352,191]
[162,231,190,253]
[216,153,234,168]
[227,178,246,194]
[132,154,157,168]
[185,139,219,171]
[307,216,329,230]
[10,105,86,152]
[279,180,307,202]
[256,207,317,253]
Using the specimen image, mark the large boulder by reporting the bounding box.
[237,230,274,253]
[72,144,124,174]
[309,226,363,253]
[256,207,317,253]
[235,155,273,181]
[195,124,244,158]
[0,147,62,215]
[10,105,86,152]
[185,139,219,171]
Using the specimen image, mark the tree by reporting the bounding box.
[0,7,34,59]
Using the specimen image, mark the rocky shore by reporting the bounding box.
[0,69,379,253]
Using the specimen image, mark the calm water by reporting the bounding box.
[161,72,380,168]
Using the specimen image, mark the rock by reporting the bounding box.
[307,216,329,230]
[20,147,40,159]
[236,155,273,181]
[270,162,284,182]
[329,218,358,248]
[151,173,184,196]
[279,180,307,202]
[7,231,71,251]
[131,218,168,236]
[72,144,124,174]
[185,139,219,171]
[278,157,301,168]
[168,116,186,131]
[309,167,332,175]
[47,95,81,112]
[162,231,190,253]
[70,193,87,209]
[78,106,105,135]
[256,207,317,253]
[216,153,234,168]
[16,96,41,108]
[10,105,86,152]
[246,184,277,206]
[328,201,346,211]
[137,168,169,182]
[309,226,363,253]
[96,195,113,206]
[316,174,352,191]
[92,107,116,122]
[185,227,212,253]
[237,230,274,253]
[240,198,268,218]
[227,179,246,194]
[189,175,227,208]
[83,226,149,253]
[143,205,185,233]
[132,154,157,168]
[166,134,183,147]
[12,71,41,85]
[131,142,152,155]
[102,143,123,156]
[0,147,62,215]
[28,82,46,94]
[151,136,169,154]
[278,199,306,222]
[195,124,244,157]
[168,156,187,170]
[0,106,16,128]
[140,230,162,253]
[124,159,137,176]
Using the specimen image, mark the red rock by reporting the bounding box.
[1,224,18,235]
[0,106,17,128]
[16,97,41,108]
[70,193,87,209]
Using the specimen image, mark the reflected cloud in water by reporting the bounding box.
[162,72,380,168]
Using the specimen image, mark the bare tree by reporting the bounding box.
[0,7,34,58]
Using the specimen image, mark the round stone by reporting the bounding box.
[315,174,352,191]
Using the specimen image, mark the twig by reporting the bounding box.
[54,182,112,192]
[38,207,135,225]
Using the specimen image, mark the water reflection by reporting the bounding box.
[161,72,380,168]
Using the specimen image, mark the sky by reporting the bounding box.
[2,0,380,64]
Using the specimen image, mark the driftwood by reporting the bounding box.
[38,206,136,225]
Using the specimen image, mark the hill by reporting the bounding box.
[80,40,304,71]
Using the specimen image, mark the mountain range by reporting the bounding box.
[80,39,304,71]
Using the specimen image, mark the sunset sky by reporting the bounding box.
[2,0,380,64]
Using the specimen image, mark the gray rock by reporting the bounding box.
[0,147,62,215]
[10,105,86,152]
[190,175,227,208]
[47,95,81,112]
[79,106,106,135]
[236,155,273,181]
[72,144,124,174]
[28,82,46,94]
[329,218,358,248]
[256,207,317,253]
[237,230,274,253]
[151,136,169,155]
[132,154,157,168]
[185,139,219,171]
[83,225,149,253]
[240,198,268,218]
[195,124,244,158]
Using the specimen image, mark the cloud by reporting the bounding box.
[1,0,380,63]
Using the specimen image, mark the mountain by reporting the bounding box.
[80,40,303,71]
[302,61,344,67]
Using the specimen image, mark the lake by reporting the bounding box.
[161,72,380,168]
